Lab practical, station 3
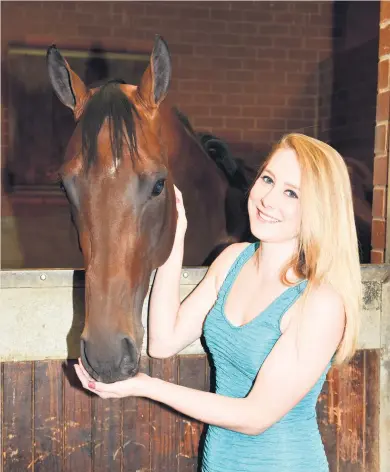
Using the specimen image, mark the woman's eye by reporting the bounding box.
[285,189,298,199]
[59,181,66,193]
[151,178,165,197]
[261,175,273,184]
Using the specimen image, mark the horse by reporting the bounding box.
[46,35,250,383]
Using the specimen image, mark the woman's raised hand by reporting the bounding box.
[173,185,187,244]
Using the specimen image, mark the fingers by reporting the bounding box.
[74,359,119,398]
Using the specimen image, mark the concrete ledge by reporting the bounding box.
[0,265,389,361]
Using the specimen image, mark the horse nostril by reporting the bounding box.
[121,336,138,369]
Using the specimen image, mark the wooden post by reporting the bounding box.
[380,273,390,471]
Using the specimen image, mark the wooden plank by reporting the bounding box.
[2,362,33,471]
[337,351,365,471]
[178,355,207,472]
[63,359,92,472]
[317,366,338,472]
[380,279,390,472]
[364,349,380,472]
[34,361,64,472]
[0,363,3,472]
[150,357,179,472]
[122,356,151,472]
[91,396,121,472]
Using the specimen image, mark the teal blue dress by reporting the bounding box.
[202,242,331,472]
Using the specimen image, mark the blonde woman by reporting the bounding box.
[76,133,361,471]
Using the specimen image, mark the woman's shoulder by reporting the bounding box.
[302,282,345,326]
[210,242,254,291]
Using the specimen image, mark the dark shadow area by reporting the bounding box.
[1,43,148,269]
[328,0,380,263]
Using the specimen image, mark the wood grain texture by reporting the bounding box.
[91,396,121,472]
[122,356,151,472]
[63,360,92,472]
[0,353,382,472]
[150,357,179,472]
[2,362,33,471]
[0,363,3,472]
[337,351,365,471]
[178,355,208,472]
[317,366,338,472]
[34,361,64,472]
[364,349,380,471]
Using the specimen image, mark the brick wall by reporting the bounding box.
[371,0,390,263]
[1,0,333,174]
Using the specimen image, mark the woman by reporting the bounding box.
[75,133,361,471]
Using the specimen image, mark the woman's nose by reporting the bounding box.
[261,188,277,209]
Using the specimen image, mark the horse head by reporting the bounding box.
[47,36,177,382]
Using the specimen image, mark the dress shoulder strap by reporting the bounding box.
[217,241,259,300]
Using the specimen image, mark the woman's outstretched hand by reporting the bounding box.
[74,358,150,399]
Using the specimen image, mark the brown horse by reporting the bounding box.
[47,36,249,383]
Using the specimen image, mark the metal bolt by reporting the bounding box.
[40,274,47,281]
[183,272,189,278]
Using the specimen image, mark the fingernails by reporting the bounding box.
[88,381,95,389]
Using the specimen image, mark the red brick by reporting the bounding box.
[242,10,273,23]
[243,58,272,71]
[228,22,258,36]
[291,2,320,15]
[210,33,242,46]
[226,70,255,82]
[376,90,390,122]
[379,24,390,56]
[378,59,389,91]
[225,117,256,130]
[181,105,210,118]
[227,46,258,58]
[257,48,288,60]
[220,130,243,142]
[196,20,227,34]
[211,8,244,22]
[381,0,390,23]
[370,250,384,264]
[211,82,243,94]
[372,187,387,218]
[210,106,241,117]
[268,118,287,130]
[371,219,386,249]
[243,106,272,118]
[213,57,243,70]
[179,7,210,20]
[374,123,388,155]
[193,117,224,129]
[373,156,389,186]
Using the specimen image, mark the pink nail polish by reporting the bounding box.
[88,381,95,389]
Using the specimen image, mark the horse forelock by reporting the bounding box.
[80,81,140,170]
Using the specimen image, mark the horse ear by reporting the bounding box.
[138,35,171,109]
[46,45,88,115]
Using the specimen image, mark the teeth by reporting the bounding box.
[258,209,280,223]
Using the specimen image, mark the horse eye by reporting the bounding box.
[151,178,165,197]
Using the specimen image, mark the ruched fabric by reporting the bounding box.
[201,242,330,472]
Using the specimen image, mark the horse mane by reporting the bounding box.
[80,80,139,169]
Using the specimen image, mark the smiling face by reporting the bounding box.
[248,147,302,244]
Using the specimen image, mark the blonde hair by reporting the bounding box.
[257,133,362,365]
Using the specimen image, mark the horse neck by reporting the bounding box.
[160,103,226,190]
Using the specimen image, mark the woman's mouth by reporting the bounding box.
[256,208,281,223]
